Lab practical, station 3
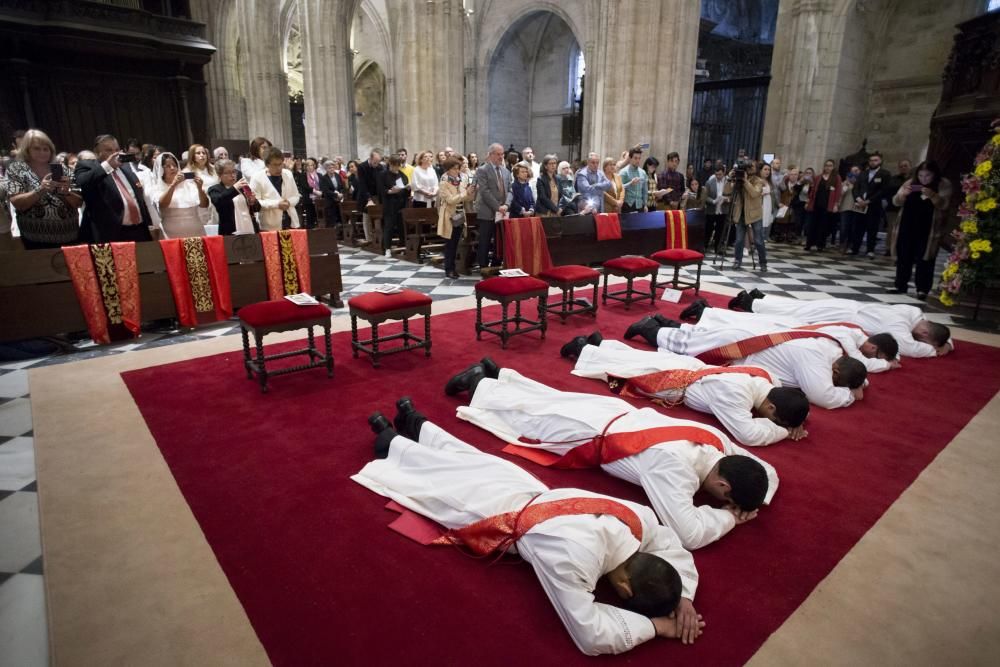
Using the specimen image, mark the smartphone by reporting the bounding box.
[50,162,64,180]
[118,153,137,163]
[910,183,923,192]
[282,151,292,158]
[183,172,196,180]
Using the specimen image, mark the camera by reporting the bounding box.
[118,152,137,163]
[732,157,752,182]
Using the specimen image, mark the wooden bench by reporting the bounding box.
[339,200,366,247]
[0,228,345,343]
[401,208,445,264]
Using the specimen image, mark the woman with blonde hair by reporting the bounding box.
[602,157,624,213]
[436,155,476,279]
[186,144,219,189]
[7,128,82,248]
[411,150,439,209]
[147,152,210,238]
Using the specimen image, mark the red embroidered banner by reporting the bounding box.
[594,212,622,241]
[502,217,553,276]
[62,243,141,344]
[665,209,688,249]
[160,236,233,327]
[260,230,312,300]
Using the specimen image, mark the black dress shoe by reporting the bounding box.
[748,288,765,299]
[624,316,662,347]
[480,357,501,379]
[560,335,588,360]
[728,290,754,311]
[586,331,604,346]
[652,314,681,328]
[679,298,708,322]
[393,397,415,434]
[444,364,486,396]
[369,411,393,435]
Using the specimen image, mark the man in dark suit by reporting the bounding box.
[319,159,344,226]
[849,151,893,258]
[474,142,512,271]
[75,134,153,243]
[355,149,385,243]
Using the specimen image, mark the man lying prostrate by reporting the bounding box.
[729,290,953,358]
[681,299,901,375]
[353,401,704,655]
[444,363,779,551]
[560,332,810,447]
[624,313,868,410]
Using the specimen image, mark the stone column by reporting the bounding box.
[190,0,248,143]
[299,0,359,158]
[238,0,293,151]
[586,0,701,160]
[390,0,465,153]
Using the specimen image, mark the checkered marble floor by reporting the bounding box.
[0,239,956,664]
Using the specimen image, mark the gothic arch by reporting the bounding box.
[354,60,387,158]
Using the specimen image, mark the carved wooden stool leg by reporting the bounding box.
[424,312,432,356]
[241,326,253,379]
[476,297,483,340]
[351,314,360,358]
[255,333,268,393]
[371,322,380,368]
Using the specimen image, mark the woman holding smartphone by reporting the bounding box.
[148,152,210,239]
[7,129,82,249]
[889,160,951,300]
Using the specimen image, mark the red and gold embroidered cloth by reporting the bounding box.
[62,242,140,344]
[664,209,688,249]
[260,230,312,300]
[160,236,233,327]
[697,330,848,366]
[607,365,774,406]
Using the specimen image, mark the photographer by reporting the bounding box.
[75,134,154,243]
[723,160,767,272]
[6,129,82,248]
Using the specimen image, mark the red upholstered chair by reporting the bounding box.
[348,289,433,368]
[601,256,659,309]
[651,210,703,294]
[537,264,600,323]
[238,300,333,393]
[475,276,549,348]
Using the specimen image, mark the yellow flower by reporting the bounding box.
[976,160,993,178]
[961,220,979,234]
[969,239,993,253]
[942,264,958,280]
[975,197,997,212]
[972,252,981,259]
[993,134,1000,147]
[939,291,955,306]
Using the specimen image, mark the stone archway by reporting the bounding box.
[486,11,584,160]
[354,60,387,158]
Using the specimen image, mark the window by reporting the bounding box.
[569,48,586,105]
[990,0,1000,11]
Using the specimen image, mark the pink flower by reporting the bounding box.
[962,176,981,194]
[958,204,976,219]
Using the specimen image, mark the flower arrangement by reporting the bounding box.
[939,128,1000,306]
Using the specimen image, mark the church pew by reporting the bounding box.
[0,229,345,343]
[339,200,366,247]
[401,207,444,264]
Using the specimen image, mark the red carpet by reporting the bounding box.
[122,288,1000,665]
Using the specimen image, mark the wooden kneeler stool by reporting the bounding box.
[349,289,432,368]
[601,256,659,309]
[475,276,549,348]
[239,300,334,393]
[537,264,599,323]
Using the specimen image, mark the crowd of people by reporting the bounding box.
[0,129,948,297]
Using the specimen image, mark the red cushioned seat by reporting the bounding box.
[349,289,433,314]
[603,256,659,272]
[475,275,549,297]
[239,300,331,328]
[538,264,600,283]
[652,248,705,262]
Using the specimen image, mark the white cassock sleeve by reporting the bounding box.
[795,359,855,409]
[710,391,789,447]
[517,533,657,655]
[897,336,937,359]
[833,326,893,374]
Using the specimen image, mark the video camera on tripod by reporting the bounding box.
[731,157,752,183]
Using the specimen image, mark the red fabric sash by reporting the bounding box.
[62,243,141,344]
[594,212,622,241]
[260,230,312,300]
[503,413,726,468]
[697,330,849,365]
[432,496,643,557]
[502,217,553,276]
[607,365,773,405]
[797,321,868,336]
[160,236,233,327]
[665,209,688,249]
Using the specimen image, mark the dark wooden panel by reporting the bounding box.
[0,229,344,342]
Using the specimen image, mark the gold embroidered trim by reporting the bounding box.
[90,243,122,324]
[183,237,215,313]
[279,230,299,296]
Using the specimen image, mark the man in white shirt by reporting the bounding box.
[445,365,779,551]
[730,291,953,358]
[522,146,541,192]
[624,313,868,409]
[355,409,703,655]
[560,333,810,447]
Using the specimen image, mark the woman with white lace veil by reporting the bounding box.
[146,152,210,239]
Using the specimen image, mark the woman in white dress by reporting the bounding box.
[759,162,776,239]
[410,150,439,208]
[147,152,210,239]
[239,136,272,182]
[187,143,220,225]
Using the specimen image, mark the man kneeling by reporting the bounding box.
[444,363,778,550]
[353,402,703,655]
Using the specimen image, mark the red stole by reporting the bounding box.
[594,212,622,241]
[502,217,553,275]
[260,230,312,300]
[797,321,868,335]
[697,330,849,365]
[607,365,773,406]
[160,236,233,327]
[503,413,726,469]
[664,209,688,249]
[392,496,643,557]
[62,243,141,344]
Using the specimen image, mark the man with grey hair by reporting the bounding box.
[474,143,512,272]
[575,152,613,213]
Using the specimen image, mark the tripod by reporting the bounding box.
[711,176,757,270]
